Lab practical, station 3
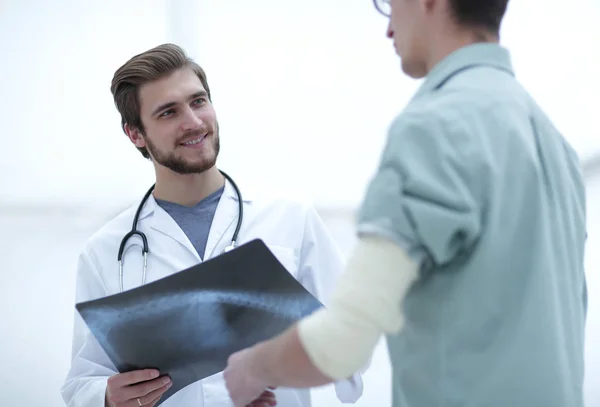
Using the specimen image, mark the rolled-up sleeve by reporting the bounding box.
[357,111,485,271]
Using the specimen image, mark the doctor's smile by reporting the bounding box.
[180,134,207,148]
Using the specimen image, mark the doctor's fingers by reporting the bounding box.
[130,384,172,407]
[142,391,164,407]
[107,377,172,406]
[111,386,167,407]
[109,369,163,387]
[121,378,172,403]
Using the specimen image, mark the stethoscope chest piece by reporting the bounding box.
[221,241,237,253]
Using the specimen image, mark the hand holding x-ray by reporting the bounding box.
[105,369,171,407]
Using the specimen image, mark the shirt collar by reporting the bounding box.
[411,42,515,101]
[137,174,252,221]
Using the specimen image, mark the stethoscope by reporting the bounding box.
[116,170,244,292]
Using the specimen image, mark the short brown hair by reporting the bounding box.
[110,43,212,158]
[448,0,509,35]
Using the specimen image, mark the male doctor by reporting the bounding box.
[223,0,588,406]
[61,43,365,407]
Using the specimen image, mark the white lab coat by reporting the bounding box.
[61,179,365,407]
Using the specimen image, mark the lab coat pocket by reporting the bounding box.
[266,245,299,278]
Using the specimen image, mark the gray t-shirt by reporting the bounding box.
[156,186,225,260]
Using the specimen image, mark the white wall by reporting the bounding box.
[0,207,92,407]
[1,0,599,210]
[0,0,169,207]
[0,0,599,406]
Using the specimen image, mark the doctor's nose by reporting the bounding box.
[180,107,204,131]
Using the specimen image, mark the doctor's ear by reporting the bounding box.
[124,123,147,149]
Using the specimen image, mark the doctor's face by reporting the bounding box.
[131,67,220,175]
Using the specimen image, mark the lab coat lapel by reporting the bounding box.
[144,196,200,260]
[203,179,249,260]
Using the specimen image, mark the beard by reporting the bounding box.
[145,124,220,175]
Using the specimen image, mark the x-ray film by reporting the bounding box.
[76,239,323,405]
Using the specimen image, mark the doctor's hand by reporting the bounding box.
[224,347,275,407]
[105,369,172,407]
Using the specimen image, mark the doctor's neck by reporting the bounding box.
[152,165,225,207]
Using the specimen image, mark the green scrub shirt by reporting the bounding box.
[358,43,587,407]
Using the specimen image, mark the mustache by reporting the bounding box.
[175,129,209,144]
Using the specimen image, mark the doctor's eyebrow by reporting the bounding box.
[151,91,209,116]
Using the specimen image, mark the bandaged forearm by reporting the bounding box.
[297,235,419,380]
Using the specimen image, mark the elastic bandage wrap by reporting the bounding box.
[297,235,420,380]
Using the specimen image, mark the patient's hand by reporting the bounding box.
[247,389,277,406]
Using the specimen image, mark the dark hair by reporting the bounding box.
[448,0,509,35]
[110,43,212,158]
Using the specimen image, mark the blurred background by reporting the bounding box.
[0,0,598,406]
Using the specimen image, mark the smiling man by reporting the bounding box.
[223,0,588,406]
[61,43,366,407]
